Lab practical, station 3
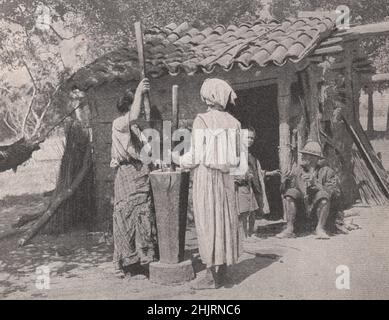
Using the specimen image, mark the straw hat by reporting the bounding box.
[299,141,324,158]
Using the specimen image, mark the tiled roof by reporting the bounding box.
[143,16,336,76]
[69,17,337,90]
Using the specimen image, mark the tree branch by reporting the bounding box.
[3,112,20,136]
[32,84,61,137]
[21,86,36,137]
[49,24,81,41]
[22,60,38,90]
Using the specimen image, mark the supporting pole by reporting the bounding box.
[278,77,292,176]
[366,85,374,134]
[386,105,389,138]
[172,85,179,132]
[171,85,179,171]
[134,21,151,121]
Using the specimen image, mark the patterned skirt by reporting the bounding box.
[113,163,157,269]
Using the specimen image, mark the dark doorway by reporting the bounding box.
[228,84,283,219]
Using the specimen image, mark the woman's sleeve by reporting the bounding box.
[179,116,205,169]
[110,117,140,167]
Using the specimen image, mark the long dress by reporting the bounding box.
[110,115,157,269]
[180,109,241,268]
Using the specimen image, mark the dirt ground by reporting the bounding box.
[1,203,389,300]
[1,136,389,300]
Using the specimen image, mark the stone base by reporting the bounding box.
[149,260,194,286]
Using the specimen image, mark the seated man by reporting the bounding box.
[235,127,280,239]
[277,141,341,239]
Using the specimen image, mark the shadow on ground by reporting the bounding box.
[0,231,113,297]
[227,253,280,287]
[255,221,285,239]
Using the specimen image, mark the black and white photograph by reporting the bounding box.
[1,0,389,302]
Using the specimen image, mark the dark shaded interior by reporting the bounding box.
[229,84,283,219]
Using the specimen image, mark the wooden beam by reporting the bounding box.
[312,45,344,56]
[342,115,389,199]
[372,73,389,82]
[337,21,389,40]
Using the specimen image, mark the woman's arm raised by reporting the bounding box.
[129,78,150,122]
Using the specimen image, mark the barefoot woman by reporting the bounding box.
[110,78,157,278]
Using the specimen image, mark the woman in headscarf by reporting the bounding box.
[173,78,242,289]
[110,78,157,279]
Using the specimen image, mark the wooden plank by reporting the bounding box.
[342,115,389,199]
[339,21,389,39]
[297,11,336,20]
[318,36,344,47]
[312,45,344,56]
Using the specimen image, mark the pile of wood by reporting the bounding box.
[352,148,389,206]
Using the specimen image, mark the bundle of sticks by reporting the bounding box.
[352,148,389,206]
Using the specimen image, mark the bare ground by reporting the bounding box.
[1,135,389,300]
[1,203,389,300]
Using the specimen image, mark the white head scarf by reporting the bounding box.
[200,78,237,109]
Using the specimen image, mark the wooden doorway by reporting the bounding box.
[229,84,283,219]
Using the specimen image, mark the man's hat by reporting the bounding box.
[299,141,324,158]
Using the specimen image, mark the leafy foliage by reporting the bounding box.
[0,0,260,141]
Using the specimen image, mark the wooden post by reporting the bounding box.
[386,105,389,137]
[172,85,179,132]
[352,71,362,122]
[366,85,374,134]
[171,85,179,171]
[278,76,292,175]
[134,21,151,121]
[306,66,321,142]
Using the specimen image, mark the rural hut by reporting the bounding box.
[41,14,389,233]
